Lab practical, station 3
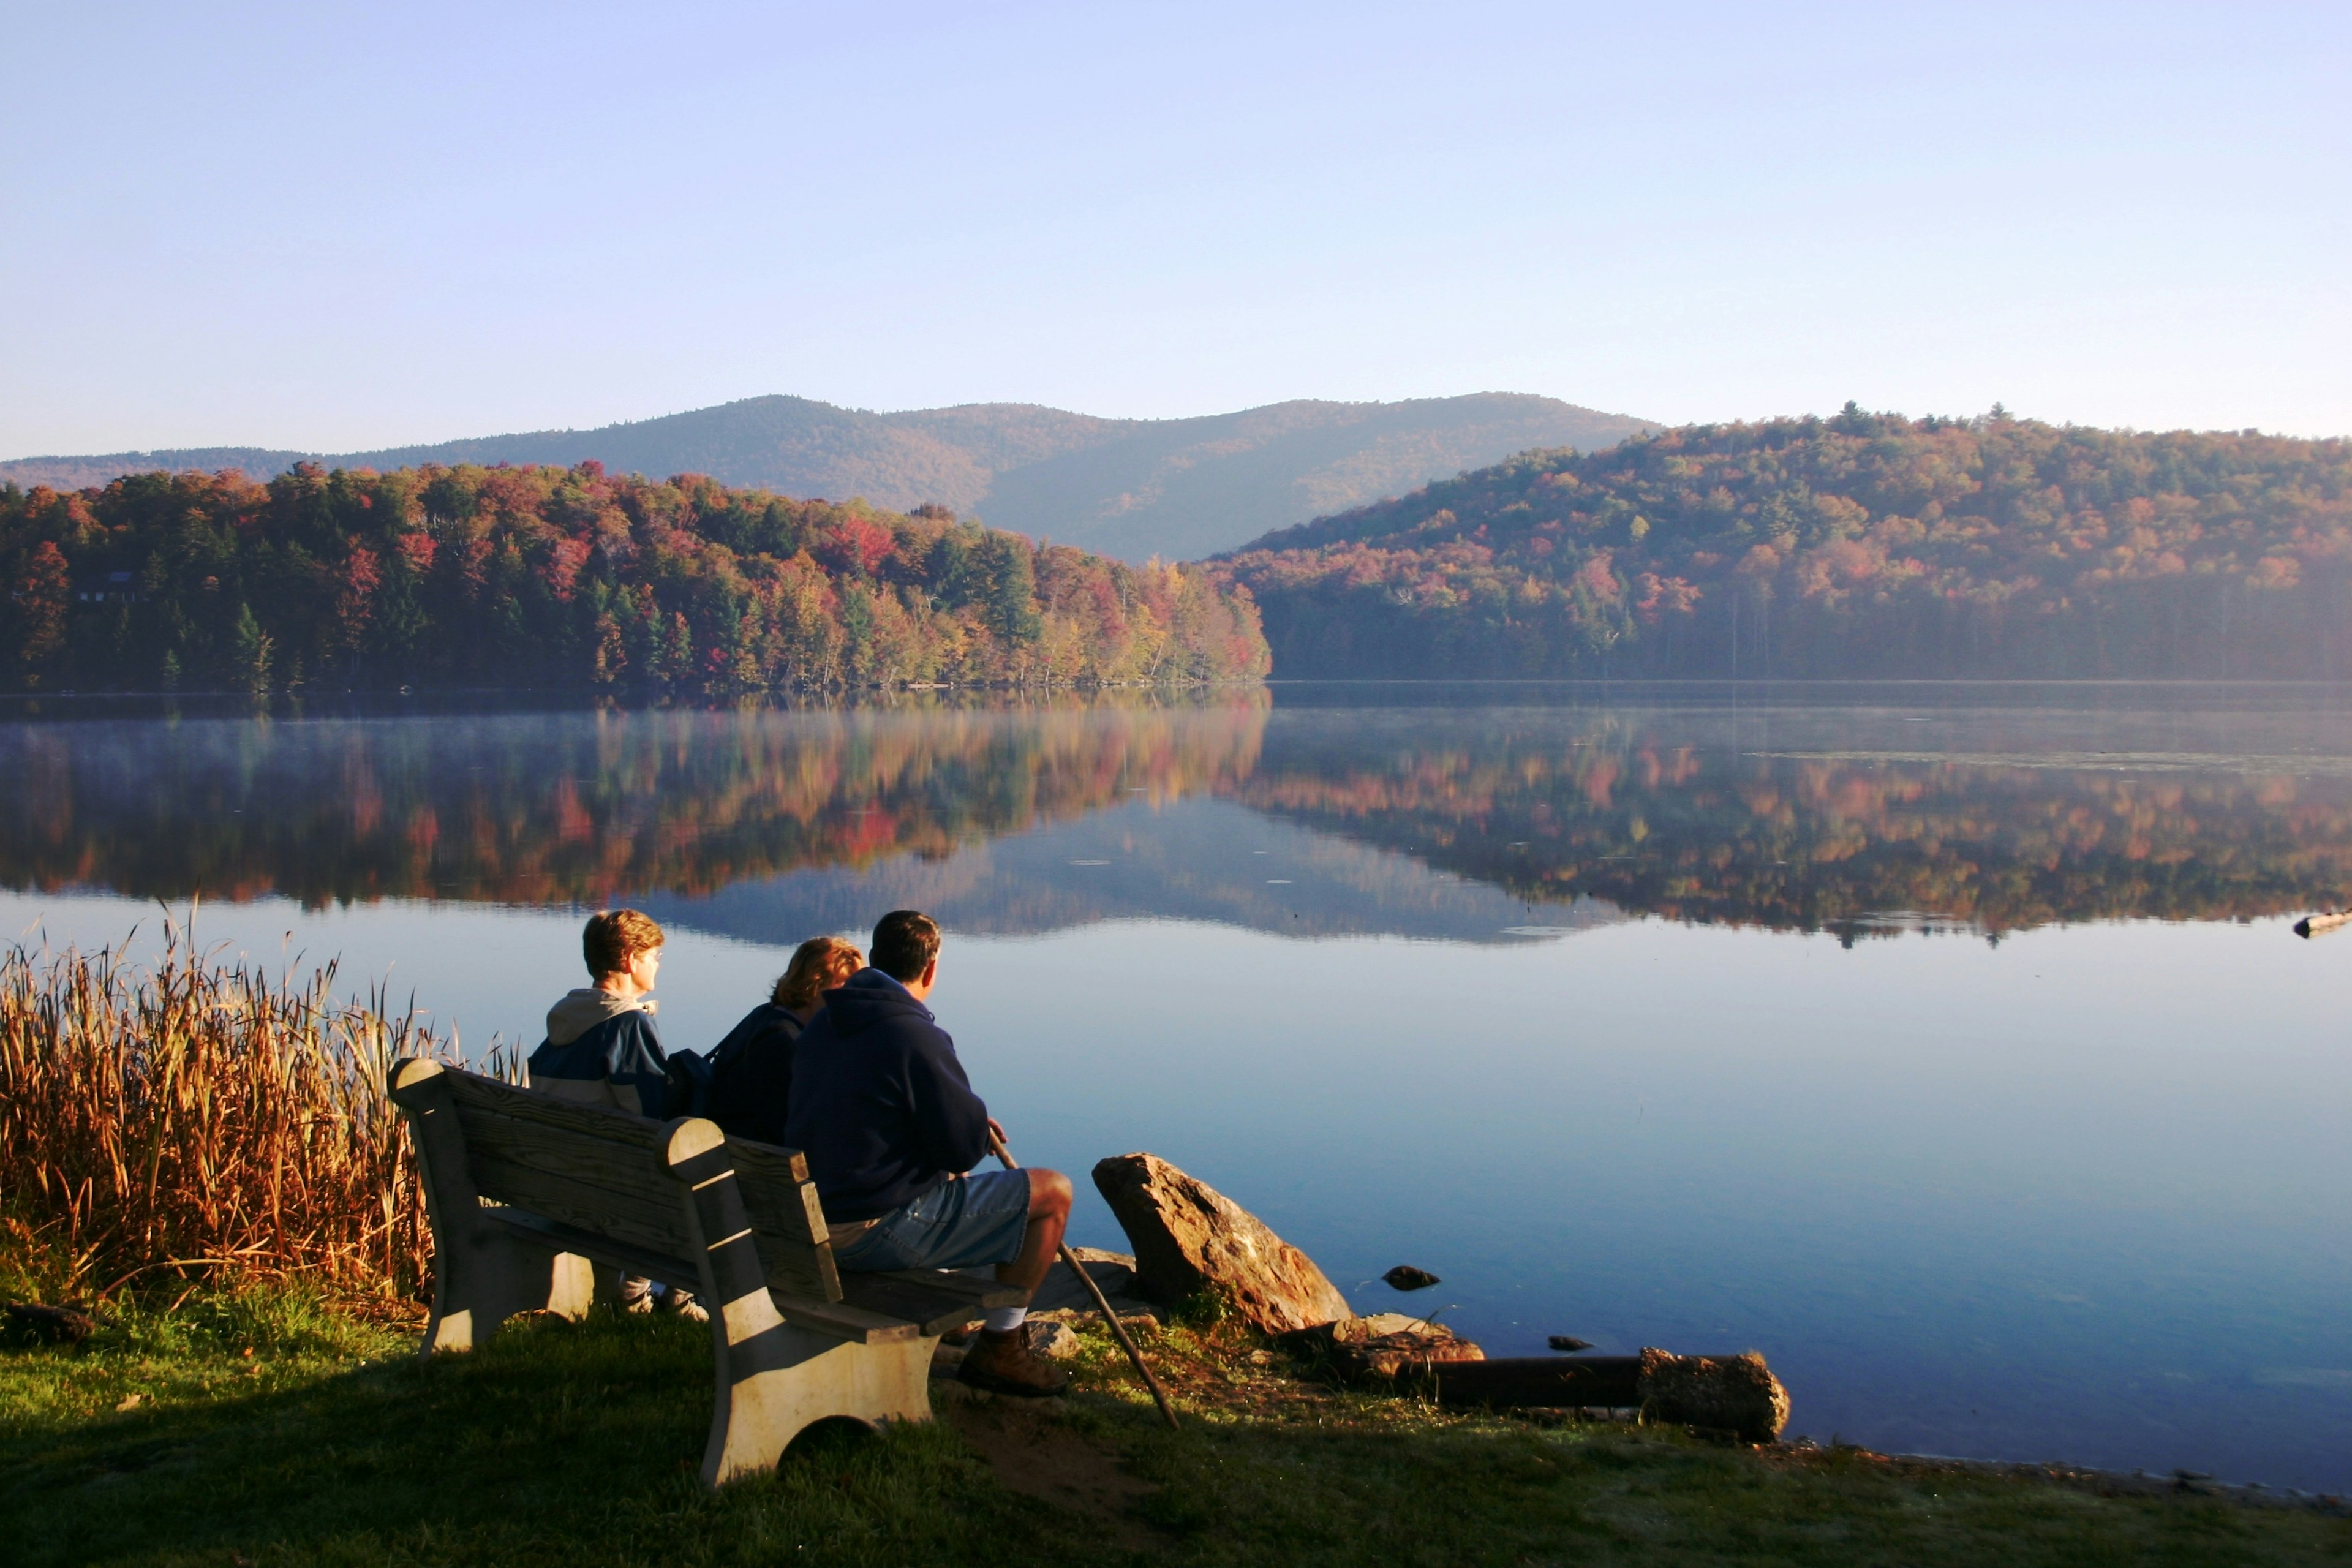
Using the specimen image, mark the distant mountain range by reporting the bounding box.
[0,393,1654,563]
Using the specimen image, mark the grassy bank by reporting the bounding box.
[3,1284,2344,1568]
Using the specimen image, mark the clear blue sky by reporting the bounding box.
[3,1,2345,454]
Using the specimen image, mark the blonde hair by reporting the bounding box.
[772,935,864,1010]
[584,909,663,980]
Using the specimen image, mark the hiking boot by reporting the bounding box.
[663,1289,709,1325]
[619,1276,657,1315]
[957,1326,1071,1398]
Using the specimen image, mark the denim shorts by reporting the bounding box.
[831,1170,1032,1272]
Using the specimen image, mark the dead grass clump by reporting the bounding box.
[0,914,462,1308]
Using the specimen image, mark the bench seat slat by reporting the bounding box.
[767,1292,923,1345]
[837,1272,1023,1336]
[873,1270,1028,1308]
[484,1212,921,1346]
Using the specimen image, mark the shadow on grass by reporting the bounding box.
[0,1310,1107,1568]
[3,1303,2343,1568]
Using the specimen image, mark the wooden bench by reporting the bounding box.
[388,1058,1023,1487]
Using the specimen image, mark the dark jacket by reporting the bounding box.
[706,1001,805,1145]
[527,989,669,1118]
[782,968,990,1221]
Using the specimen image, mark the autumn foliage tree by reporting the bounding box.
[1213,408,2352,679]
[0,462,1270,693]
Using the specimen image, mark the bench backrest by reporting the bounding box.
[394,1059,842,1302]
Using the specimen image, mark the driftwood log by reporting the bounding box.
[1405,1349,1791,1443]
[2,1302,94,1347]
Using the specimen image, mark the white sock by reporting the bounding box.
[984,1305,1028,1335]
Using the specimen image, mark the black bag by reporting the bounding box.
[704,1004,802,1141]
[662,1047,715,1119]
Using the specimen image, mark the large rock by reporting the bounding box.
[1091,1153,1352,1334]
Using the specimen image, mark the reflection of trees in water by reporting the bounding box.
[0,693,1269,908]
[1232,718,2352,933]
[4,696,2346,933]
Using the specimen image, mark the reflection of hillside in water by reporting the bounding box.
[3,693,2348,939]
[1236,705,2352,935]
[0,696,1270,907]
[635,796,1621,944]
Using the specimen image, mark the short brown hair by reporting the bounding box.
[771,935,864,1010]
[870,910,940,982]
[584,909,663,979]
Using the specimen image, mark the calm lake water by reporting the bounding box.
[6,682,2350,1490]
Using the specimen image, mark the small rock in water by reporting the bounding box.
[1382,1265,1440,1291]
[1548,1335,1594,1352]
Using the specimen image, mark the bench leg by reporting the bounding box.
[392,1061,598,1356]
[702,1319,936,1487]
[662,1117,938,1488]
[421,1231,597,1355]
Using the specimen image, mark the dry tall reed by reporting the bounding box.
[0,914,466,1306]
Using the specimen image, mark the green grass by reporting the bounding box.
[3,1288,2346,1567]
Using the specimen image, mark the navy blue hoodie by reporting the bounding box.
[782,968,990,1221]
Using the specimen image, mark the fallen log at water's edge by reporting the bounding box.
[1419,1355,1645,1407]
[1403,1349,1792,1444]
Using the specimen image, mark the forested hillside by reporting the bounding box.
[1215,409,2352,679]
[0,462,1268,695]
[0,393,1654,564]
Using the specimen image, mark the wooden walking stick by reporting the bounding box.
[990,1129,1180,1431]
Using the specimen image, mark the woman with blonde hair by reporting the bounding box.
[707,935,864,1144]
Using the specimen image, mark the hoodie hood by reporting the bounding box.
[820,968,933,1037]
[545,987,655,1046]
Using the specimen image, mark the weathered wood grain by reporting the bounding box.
[872,1269,1026,1307]
[723,1136,812,1189]
[723,1134,840,1300]
[443,1070,662,1147]
[838,1272,1018,1336]
[455,1106,687,1213]
[466,1147,696,1262]
[766,1290,924,1344]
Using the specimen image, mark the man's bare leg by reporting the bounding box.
[962,1167,1074,1396]
[994,1167,1072,1295]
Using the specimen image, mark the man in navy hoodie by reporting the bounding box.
[785,909,1074,1396]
